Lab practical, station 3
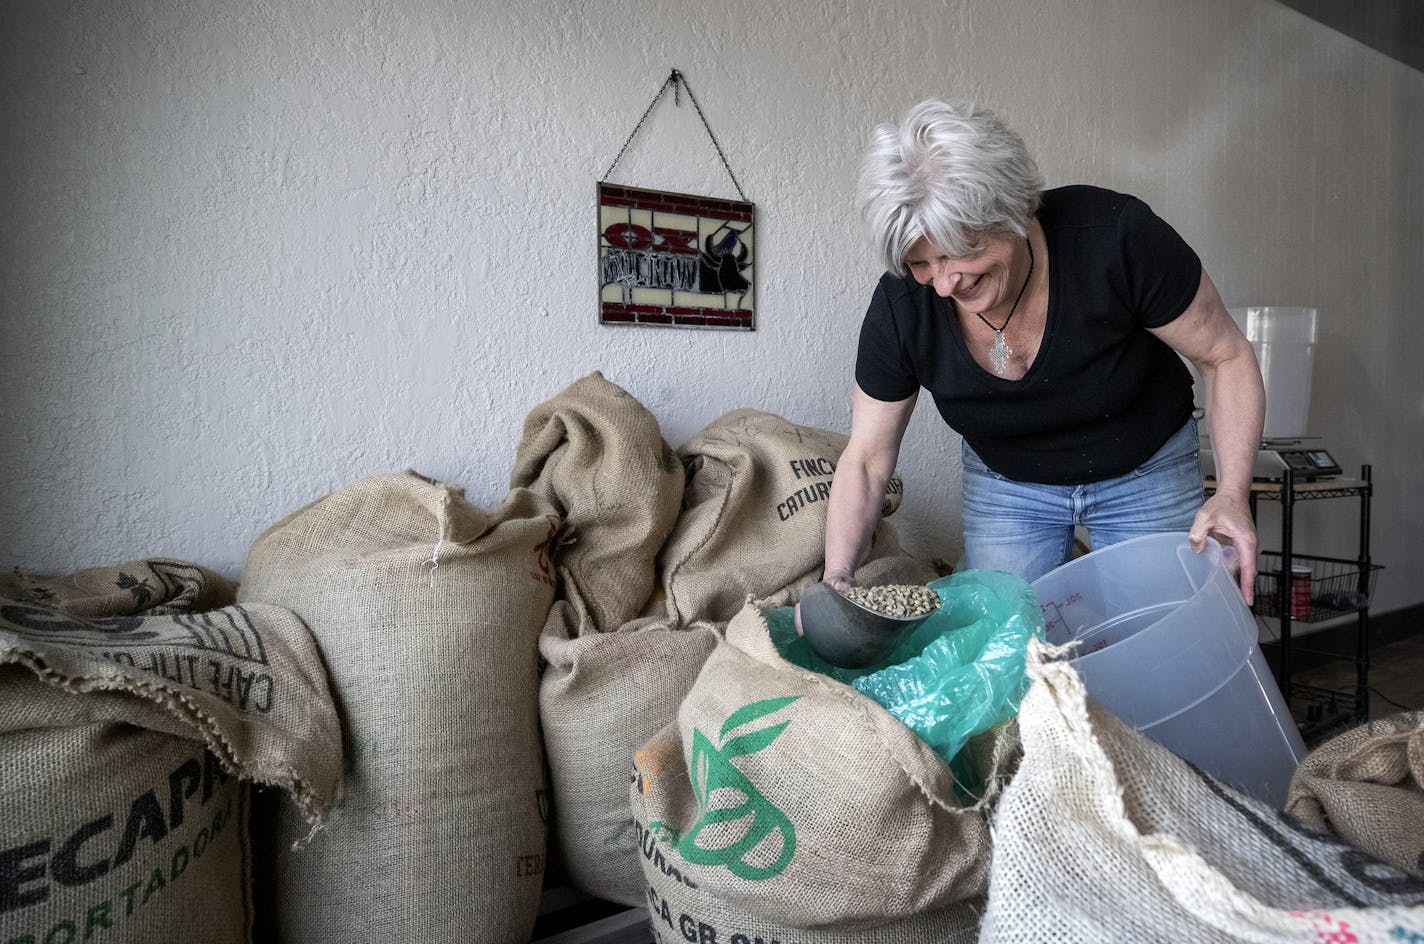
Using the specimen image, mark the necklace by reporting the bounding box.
[972,237,1034,375]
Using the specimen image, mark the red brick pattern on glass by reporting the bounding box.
[598,185,755,223]
[600,303,753,329]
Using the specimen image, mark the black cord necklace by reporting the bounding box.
[972,236,1034,375]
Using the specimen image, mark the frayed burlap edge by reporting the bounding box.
[1,649,335,838]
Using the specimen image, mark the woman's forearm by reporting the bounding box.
[823,452,894,589]
[823,386,918,589]
[1202,349,1266,500]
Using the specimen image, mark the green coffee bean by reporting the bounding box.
[843,584,939,618]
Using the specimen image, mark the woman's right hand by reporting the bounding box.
[822,570,855,592]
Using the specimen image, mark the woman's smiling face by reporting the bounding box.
[903,234,1021,315]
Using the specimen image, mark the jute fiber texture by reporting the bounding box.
[514,372,715,905]
[1,563,339,944]
[980,640,1424,943]
[511,370,684,634]
[237,471,559,944]
[1,673,250,944]
[1286,711,1424,879]
[657,409,929,625]
[540,584,720,906]
[630,603,1018,941]
[0,557,236,618]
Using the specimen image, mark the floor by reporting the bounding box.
[1288,632,1424,744]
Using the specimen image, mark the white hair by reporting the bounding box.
[858,99,1043,276]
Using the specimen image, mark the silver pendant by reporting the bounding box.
[988,330,1013,374]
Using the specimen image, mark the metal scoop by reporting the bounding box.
[796,582,934,669]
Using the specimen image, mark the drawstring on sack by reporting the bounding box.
[427,538,444,589]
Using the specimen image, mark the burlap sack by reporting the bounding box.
[237,471,558,944]
[1285,711,1424,878]
[540,582,721,906]
[511,371,684,634]
[980,641,1424,943]
[543,571,938,908]
[0,592,340,944]
[658,409,932,625]
[0,557,236,618]
[629,602,1019,941]
[509,372,709,905]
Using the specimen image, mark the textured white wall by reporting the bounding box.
[2,0,1421,613]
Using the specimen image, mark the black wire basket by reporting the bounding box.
[1253,551,1382,623]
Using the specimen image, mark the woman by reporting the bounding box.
[824,99,1264,602]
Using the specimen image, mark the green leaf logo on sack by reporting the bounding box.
[678,695,799,881]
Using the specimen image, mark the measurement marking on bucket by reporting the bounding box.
[1040,593,1082,644]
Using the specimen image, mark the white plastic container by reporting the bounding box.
[1229,306,1318,439]
[1031,533,1306,807]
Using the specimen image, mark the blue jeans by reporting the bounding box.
[961,418,1205,584]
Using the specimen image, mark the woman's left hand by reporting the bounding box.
[1188,493,1258,604]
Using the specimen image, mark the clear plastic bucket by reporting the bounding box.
[1031,533,1306,806]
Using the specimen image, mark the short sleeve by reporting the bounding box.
[1120,197,1202,328]
[854,279,919,402]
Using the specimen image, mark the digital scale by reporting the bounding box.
[1201,438,1342,482]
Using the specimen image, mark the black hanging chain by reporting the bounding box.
[677,72,748,202]
[600,68,748,203]
[600,71,678,182]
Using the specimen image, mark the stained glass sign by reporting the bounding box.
[598,182,755,330]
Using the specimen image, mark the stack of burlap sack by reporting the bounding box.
[0,474,562,944]
[0,371,934,944]
[226,371,935,940]
[7,370,1421,944]
[629,636,1424,944]
[627,605,1424,940]
[515,373,938,909]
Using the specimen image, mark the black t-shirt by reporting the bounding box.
[855,185,1201,485]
